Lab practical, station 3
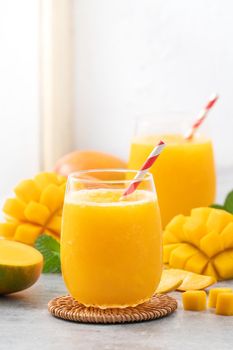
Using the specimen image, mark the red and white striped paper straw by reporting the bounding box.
[121,140,165,199]
[185,93,219,140]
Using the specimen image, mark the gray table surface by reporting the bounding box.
[1,168,233,350]
[1,274,233,350]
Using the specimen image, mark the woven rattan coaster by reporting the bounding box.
[48,294,177,324]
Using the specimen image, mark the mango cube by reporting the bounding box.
[208,288,233,308]
[163,243,180,263]
[200,231,223,258]
[14,179,40,203]
[165,215,187,241]
[214,252,233,280]
[206,209,233,233]
[220,223,233,249]
[216,293,233,316]
[183,218,206,248]
[182,291,207,311]
[184,252,208,274]
[169,244,197,269]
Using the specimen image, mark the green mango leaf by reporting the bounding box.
[224,190,233,214]
[210,204,225,210]
[35,235,61,273]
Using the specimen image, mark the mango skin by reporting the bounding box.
[0,262,42,295]
[0,240,43,295]
[55,150,127,180]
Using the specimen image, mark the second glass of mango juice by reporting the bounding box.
[128,116,216,227]
[61,170,162,308]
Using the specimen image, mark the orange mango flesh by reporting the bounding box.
[0,240,43,295]
[163,207,233,281]
[0,172,66,245]
[163,268,216,291]
[128,134,215,227]
[208,288,233,308]
[216,293,233,316]
[182,291,207,311]
[156,269,182,294]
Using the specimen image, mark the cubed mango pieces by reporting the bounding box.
[182,291,207,311]
[208,288,233,308]
[169,244,197,269]
[216,293,233,316]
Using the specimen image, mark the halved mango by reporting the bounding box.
[0,172,66,245]
[0,240,43,295]
[164,208,233,281]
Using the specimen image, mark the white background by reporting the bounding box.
[74,0,233,169]
[0,0,232,199]
[0,0,39,197]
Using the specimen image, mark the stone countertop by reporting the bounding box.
[1,274,233,350]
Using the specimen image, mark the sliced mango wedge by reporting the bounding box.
[162,269,216,292]
[155,269,182,294]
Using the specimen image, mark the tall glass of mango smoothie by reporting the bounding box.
[128,116,216,227]
[61,169,162,308]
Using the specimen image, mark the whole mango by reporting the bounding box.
[55,150,127,180]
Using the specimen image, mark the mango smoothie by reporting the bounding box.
[128,134,216,227]
[61,186,162,308]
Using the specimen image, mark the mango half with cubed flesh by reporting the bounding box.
[0,173,66,245]
[163,208,233,280]
[0,240,43,295]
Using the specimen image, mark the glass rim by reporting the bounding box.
[68,169,153,184]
